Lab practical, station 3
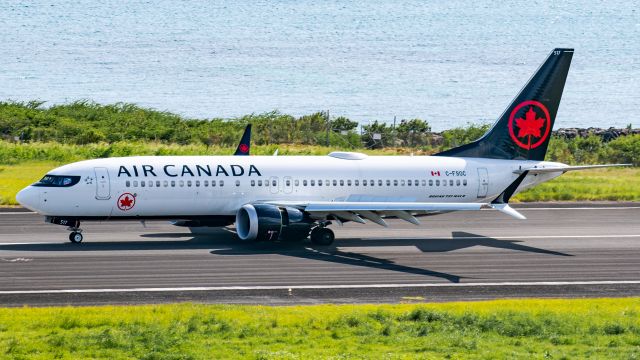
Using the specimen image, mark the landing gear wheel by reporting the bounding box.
[310,227,335,246]
[69,232,83,244]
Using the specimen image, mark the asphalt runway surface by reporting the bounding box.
[1,203,640,306]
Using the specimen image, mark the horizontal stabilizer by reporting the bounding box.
[490,204,526,220]
[515,164,631,174]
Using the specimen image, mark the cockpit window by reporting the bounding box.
[33,175,81,187]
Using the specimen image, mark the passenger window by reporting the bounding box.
[415,179,419,186]
[443,180,447,186]
[251,180,255,186]
[204,180,208,187]
[126,180,131,187]
[195,180,200,187]
[436,180,440,186]
[378,180,382,186]
[429,180,433,186]
[362,180,367,187]
[386,180,390,186]
[325,179,329,186]
[164,180,168,187]
[211,180,216,187]
[456,179,461,186]
[286,179,291,186]
[422,180,426,186]
[187,180,192,187]
[149,181,153,187]
[156,181,161,187]
[340,180,344,186]
[318,180,322,186]
[333,180,338,186]
[258,180,263,186]
[393,180,398,186]
[310,180,315,186]
[179,180,184,187]
[463,179,468,186]
[272,180,277,187]
[294,179,299,186]
[450,180,454,186]
[219,180,224,187]
[141,181,145,187]
[236,180,240,187]
[171,180,175,187]
[303,180,308,186]
[407,180,411,186]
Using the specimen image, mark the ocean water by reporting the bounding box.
[1,1,638,131]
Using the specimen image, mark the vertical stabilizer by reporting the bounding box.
[435,48,573,161]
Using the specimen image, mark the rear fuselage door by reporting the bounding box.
[477,167,489,198]
[94,167,111,200]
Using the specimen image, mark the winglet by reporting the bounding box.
[490,170,529,219]
[234,124,251,155]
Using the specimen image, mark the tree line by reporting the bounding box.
[0,100,638,165]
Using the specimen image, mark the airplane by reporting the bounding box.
[16,48,629,245]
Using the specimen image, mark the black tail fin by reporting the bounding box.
[234,124,251,155]
[435,48,573,161]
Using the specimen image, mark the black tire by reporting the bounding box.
[69,232,83,244]
[310,227,335,246]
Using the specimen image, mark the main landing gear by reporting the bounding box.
[310,224,335,246]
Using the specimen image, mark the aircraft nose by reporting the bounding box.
[16,186,39,211]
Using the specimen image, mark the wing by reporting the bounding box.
[262,200,524,226]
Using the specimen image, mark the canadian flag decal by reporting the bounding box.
[431,170,441,176]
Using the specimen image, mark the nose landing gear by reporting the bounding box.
[68,231,83,244]
[46,216,84,244]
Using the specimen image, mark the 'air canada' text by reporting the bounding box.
[117,164,262,178]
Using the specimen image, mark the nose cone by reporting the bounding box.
[16,186,39,211]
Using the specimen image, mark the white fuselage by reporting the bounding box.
[17,153,563,219]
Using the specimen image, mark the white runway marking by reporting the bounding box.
[0,211,37,215]
[358,234,640,239]
[2,280,640,295]
[515,206,640,211]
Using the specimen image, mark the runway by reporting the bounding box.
[1,203,639,306]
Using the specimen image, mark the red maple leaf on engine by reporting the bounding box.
[120,196,133,208]
[515,107,545,138]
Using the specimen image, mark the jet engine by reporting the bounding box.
[235,204,314,242]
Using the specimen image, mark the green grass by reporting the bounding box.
[0,161,64,205]
[514,167,640,202]
[1,298,639,359]
[0,161,637,205]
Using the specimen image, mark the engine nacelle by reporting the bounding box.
[235,204,313,242]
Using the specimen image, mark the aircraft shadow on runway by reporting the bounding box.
[0,229,570,283]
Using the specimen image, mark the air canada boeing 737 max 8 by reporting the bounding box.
[16,49,628,245]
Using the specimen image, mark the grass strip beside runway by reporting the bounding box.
[1,298,639,359]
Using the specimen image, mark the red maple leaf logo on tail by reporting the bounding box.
[508,100,551,150]
[516,107,545,139]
